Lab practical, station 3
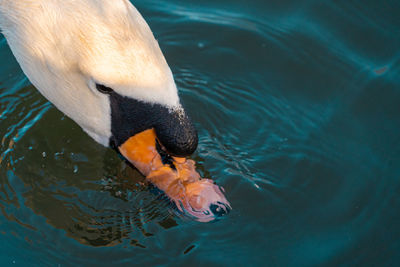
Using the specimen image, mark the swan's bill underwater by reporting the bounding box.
[119,129,231,222]
[0,0,231,221]
[108,87,231,221]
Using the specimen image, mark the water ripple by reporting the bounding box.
[0,0,399,265]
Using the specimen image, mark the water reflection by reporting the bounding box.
[0,0,400,265]
[0,85,179,248]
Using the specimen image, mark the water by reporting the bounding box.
[0,0,400,265]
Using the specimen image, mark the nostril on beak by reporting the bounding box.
[209,203,230,217]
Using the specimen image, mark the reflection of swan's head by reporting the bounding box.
[0,0,197,155]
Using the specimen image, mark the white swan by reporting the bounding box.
[0,0,182,146]
[0,0,231,221]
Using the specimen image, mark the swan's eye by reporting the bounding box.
[96,84,114,94]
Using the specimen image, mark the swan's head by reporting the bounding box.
[0,0,198,156]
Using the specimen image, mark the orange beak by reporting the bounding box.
[118,129,231,222]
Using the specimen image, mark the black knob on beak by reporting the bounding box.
[155,108,198,157]
[109,92,198,154]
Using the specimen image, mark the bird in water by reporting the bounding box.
[0,0,231,221]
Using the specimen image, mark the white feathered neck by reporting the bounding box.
[0,0,180,145]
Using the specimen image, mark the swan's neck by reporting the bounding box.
[0,0,180,146]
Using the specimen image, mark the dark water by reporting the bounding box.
[1,0,400,265]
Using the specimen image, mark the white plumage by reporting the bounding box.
[0,0,180,146]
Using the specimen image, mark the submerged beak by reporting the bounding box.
[118,129,231,222]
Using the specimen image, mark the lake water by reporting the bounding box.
[0,0,400,266]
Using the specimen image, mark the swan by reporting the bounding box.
[0,0,230,221]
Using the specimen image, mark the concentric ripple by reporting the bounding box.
[0,1,400,265]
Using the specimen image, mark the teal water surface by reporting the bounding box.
[0,0,400,266]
